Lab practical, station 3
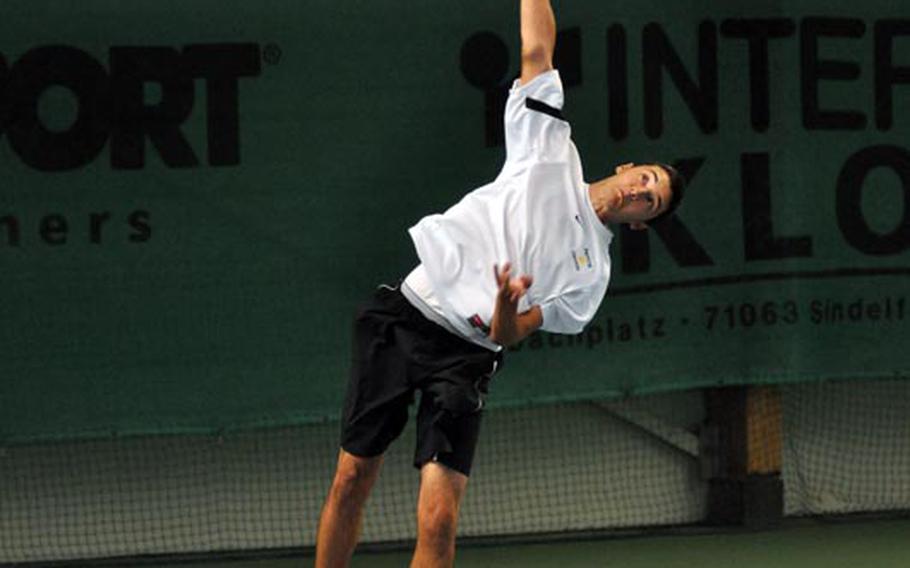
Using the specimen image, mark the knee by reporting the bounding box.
[330,454,381,502]
[418,501,459,547]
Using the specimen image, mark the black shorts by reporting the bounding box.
[340,284,502,476]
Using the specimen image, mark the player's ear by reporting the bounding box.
[629,221,648,231]
[614,162,634,175]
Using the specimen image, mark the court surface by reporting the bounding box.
[141,517,909,567]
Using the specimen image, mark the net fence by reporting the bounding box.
[783,379,910,516]
[1,379,908,564]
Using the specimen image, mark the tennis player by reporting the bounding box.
[315,1,685,566]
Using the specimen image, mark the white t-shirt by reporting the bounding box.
[407,70,613,350]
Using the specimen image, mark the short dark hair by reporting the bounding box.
[647,162,686,226]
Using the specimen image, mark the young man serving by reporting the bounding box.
[316,1,685,566]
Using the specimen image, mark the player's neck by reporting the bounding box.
[588,179,617,224]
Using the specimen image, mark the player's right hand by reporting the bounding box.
[494,262,533,304]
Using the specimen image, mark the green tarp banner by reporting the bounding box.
[2,0,908,443]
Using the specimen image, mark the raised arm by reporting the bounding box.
[520,0,556,85]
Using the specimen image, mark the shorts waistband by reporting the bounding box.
[374,283,497,357]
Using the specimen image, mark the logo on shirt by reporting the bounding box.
[571,248,593,271]
[468,314,490,334]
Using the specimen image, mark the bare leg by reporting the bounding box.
[315,449,384,568]
[410,462,469,568]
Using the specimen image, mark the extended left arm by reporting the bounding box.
[519,0,556,85]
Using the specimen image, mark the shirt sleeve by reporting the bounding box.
[503,70,571,166]
[538,285,603,335]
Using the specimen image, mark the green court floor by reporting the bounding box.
[151,517,909,568]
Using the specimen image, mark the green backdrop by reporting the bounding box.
[2,0,908,444]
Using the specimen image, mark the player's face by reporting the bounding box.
[603,163,673,229]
